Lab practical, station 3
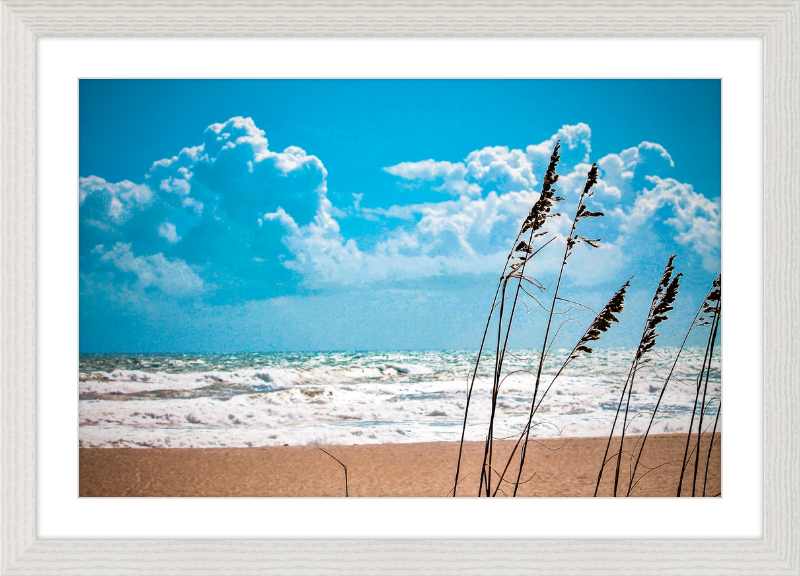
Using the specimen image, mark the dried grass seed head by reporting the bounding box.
[571,278,632,358]
[520,141,564,238]
[636,256,682,363]
[565,164,604,259]
[698,274,722,324]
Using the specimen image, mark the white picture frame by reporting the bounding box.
[1,1,798,574]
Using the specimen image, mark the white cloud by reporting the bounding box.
[143,115,329,231]
[465,147,537,195]
[564,239,629,286]
[268,181,569,286]
[159,177,191,196]
[81,116,332,301]
[614,175,721,269]
[384,160,482,198]
[81,117,720,295]
[93,242,204,296]
[181,196,204,215]
[158,221,181,243]
[264,199,363,284]
[383,124,594,200]
[526,122,592,163]
[79,176,154,222]
[596,141,675,200]
[268,122,718,285]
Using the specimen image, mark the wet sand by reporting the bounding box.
[79,433,720,497]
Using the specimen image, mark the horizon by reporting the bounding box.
[78,343,717,356]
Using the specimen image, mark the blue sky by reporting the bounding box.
[79,80,721,353]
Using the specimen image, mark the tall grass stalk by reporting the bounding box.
[509,163,605,496]
[627,274,721,495]
[692,302,721,496]
[676,326,714,496]
[449,142,563,497]
[594,255,682,497]
[453,236,555,496]
[488,278,631,496]
[702,402,721,497]
[676,277,721,496]
[318,447,348,497]
[451,224,531,496]
[477,144,566,496]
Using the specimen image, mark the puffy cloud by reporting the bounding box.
[159,177,191,196]
[269,122,718,286]
[80,116,335,305]
[266,123,615,286]
[382,124,594,202]
[384,160,482,198]
[147,116,328,228]
[158,222,181,243]
[93,243,205,296]
[525,122,592,164]
[80,117,720,304]
[265,191,528,286]
[79,176,154,223]
[465,147,537,195]
[614,176,721,269]
[263,199,363,285]
[596,141,675,200]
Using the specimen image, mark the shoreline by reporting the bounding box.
[80,433,720,497]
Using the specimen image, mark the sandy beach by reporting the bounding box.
[80,432,719,497]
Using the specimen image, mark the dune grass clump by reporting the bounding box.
[594,255,682,497]
[478,151,576,496]
[451,140,721,498]
[478,161,603,497]
[489,278,631,496]
[676,274,721,497]
[452,141,631,497]
[452,141,565,497]
[626,274,722,496]
[502,164,611,497]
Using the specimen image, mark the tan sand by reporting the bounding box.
[79,433,720,497]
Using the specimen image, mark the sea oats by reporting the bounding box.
[628,273,721,496]
[594,255,684,497]
[508,162,607,496]
[454,142,565,497]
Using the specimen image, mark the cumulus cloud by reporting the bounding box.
[80,176,154,223]
[158,222,181,243]
[267,121,707,286]
[263,200,363,284]
[614,176,721,269]
[383,123,595,203]
[526,122,592,163]
[265,192,529,286]
[595,141,675,200]
[79,116,335,304]
[464,147,537,195]
[147,116,328,228]
[80,117,720,303]
[384,160,481,198]
[93,243,205,296]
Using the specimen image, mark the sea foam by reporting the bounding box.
[79,348,721,449]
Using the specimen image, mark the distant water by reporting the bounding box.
[79,348,721,448]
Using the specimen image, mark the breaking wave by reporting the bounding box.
[79,348,721,448]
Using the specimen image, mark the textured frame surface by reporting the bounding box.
[1,1,798,574]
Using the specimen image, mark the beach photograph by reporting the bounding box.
[79,79,721,497]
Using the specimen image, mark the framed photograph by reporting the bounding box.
[2,1,798,574]
[75,77,726,500]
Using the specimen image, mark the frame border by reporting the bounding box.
[2,1,798,574]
